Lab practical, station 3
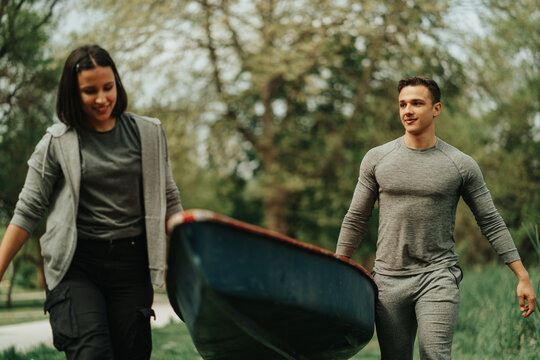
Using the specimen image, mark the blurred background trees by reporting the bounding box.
[449,0,540,263]
[0,0,538,293]
[0,0,61,303]
[79,0,466,251]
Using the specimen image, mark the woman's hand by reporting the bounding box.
[166,212,184,237]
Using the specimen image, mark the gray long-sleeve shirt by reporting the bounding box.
[336,137,520,276]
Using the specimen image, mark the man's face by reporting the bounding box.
[398,85,441,137]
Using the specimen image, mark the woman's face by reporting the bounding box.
[77,65,117,131]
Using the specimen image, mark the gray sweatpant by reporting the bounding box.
[374,266,463,360]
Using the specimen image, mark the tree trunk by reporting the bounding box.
[5,258,20,308]
[263,184,290,235]
[36,240,45,289]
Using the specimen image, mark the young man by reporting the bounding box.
[336,76,536,359]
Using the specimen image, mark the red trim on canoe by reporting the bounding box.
[173,209,374,281]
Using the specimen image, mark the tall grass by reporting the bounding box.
[525,223,540,351]
[2,264,538,359]
[453,266,538,359]
[525,224,540,266]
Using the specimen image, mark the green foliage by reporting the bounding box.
[457,0,540,264]
[0,0,61,222]
[0,0,61,302]
[12,260,39,289]
[526,224,540,262]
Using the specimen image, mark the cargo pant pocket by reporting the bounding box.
[121,308,155,360]
[138,307,156,320]
[44,285,79,351]
[448,265,464,288]
[136,307,155,342]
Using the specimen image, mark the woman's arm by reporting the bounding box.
[0,224,30,282]
[1,131,60,283]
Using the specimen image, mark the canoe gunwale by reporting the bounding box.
[173,209,375,284]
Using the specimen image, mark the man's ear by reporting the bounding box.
[433,102,442,117]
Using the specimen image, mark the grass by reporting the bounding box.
[0,295,45,326]
[452,265,539,360]
[0,305,45,326]
[1,265,538,359]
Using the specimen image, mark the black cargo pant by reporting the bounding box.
[44,235,155,360]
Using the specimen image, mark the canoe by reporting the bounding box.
[166,209,377,360]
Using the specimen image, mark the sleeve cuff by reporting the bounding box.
[9,213,36,234]
[502,250,521,264]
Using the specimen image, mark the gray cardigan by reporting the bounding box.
[10,113,182,290]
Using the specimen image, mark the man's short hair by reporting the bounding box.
[398,76,441,104]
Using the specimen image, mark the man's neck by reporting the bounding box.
[403,132,437,149]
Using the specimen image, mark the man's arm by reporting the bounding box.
[336,180,377,258]
[336,151,379,258]
[507,260,536,318]
[460,158,536,318]
[459,157,536,317]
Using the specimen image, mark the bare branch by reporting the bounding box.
[259,74,283,153]
[235,121,259,148]
[222,0,246,64]
[0,0,27,59]
[0,0,59,59]
[201,0,225,95]
[198,0,260,150]
[31,0,60,33]
[0,0,10,20]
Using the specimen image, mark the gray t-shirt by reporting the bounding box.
[77,113,144,240]
[337,137,520,275]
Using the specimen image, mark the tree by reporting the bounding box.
[81,0,464,247]
[452,0,540,263]
[0,0,62,302]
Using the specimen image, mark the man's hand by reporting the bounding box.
[517,278,536,318]
[508,260,536,318]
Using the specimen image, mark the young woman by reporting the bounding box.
[0,45,184,359]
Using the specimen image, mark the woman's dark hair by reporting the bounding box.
[56,44,128,129]
[397,76,441,105]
